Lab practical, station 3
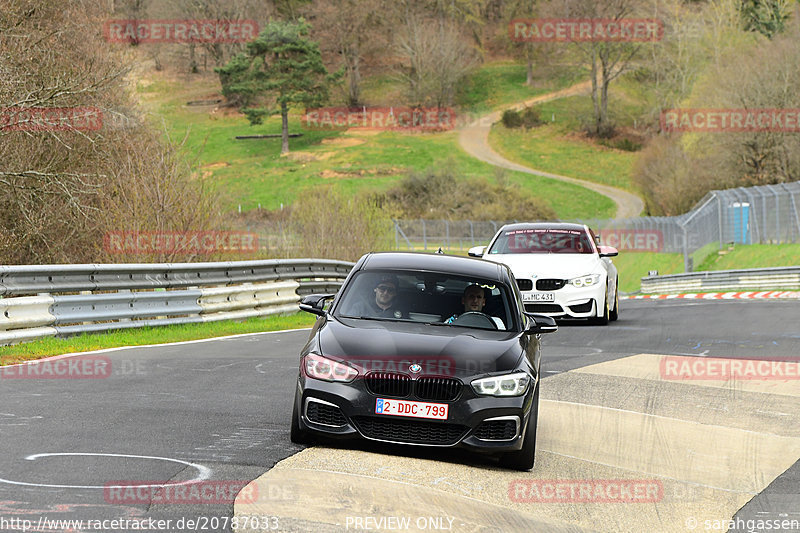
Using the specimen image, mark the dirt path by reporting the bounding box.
[458,80,645,219]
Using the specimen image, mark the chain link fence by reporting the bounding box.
[393,182,800,272]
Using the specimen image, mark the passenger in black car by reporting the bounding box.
[349,274,405,319]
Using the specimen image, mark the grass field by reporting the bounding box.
[697,243,800,272]
[0,313,316,364]
[136,63,614,219]
[486,73,652,195]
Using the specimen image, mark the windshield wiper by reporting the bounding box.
[339,315,406,322]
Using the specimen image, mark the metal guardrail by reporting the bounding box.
[641,266,800,294]
[0,259,355,347]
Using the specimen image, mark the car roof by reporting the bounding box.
[361,252,507,282]
[497,222,589,232]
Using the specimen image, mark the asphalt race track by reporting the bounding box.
[1,299,799,533]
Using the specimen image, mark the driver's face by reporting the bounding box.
[462,287,485,312]
[374,283,397,309]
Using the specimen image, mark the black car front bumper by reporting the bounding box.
[293,374,536,453]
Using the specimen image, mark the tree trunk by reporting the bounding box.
[590,48,601,136]
[526,46,534,86]
[281,101,290,155]
[347,44,361,106]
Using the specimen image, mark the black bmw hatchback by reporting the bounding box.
[291,251,557,470]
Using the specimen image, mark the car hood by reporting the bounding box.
[484,253,600,279]
[318,317,525,377]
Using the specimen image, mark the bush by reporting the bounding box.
[520,106,544,128]
[502,107,544,129]
[289,186,393,261]
[501,109,523,128]
[375,166,557,221]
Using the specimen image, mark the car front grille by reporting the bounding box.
[352,416,468,446]
[365,373,411,397]
[536,278,567,291]
[474,419,518,440]
[306,400,347,427]
[366,373,461,401]
[525,303,563,313]
[415,377,461,401]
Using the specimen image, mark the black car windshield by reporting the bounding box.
[335,270,516,331]
[488,228,595,254]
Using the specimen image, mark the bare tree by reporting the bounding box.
[312,0,389,106]
[394,12,479,107]
[554,0,646,137]
[0,0,223,263]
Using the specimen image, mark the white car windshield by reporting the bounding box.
[488,228,595,255]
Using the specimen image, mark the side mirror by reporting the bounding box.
[598,245,618,257]
[468,245,486,258]
[299,293,335,316]
[525,313,558,334]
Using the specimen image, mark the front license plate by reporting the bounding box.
[375,398,448,420]
[523,292,555,302]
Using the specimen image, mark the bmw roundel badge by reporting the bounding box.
[409,363,422,374]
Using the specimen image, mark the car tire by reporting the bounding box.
[499,381,539,471]
[609,281,619,322]
[592,293,610,325]
[290,389,311,445]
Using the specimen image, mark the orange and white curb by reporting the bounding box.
[621,291,800,300]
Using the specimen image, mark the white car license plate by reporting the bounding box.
[375,398,448,420]
[523,292,555,302]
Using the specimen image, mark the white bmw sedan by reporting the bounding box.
[470,223,620,325]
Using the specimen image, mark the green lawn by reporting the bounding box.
[0,313,316,364]
[490,122,637,193]
[697,243,800,272]
[611,252,684,294]
[136,65,615,219]
[455,61,589,113]
[486,72,655,196]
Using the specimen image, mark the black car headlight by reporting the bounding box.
[471,372,530,396]
[303,353,358,382]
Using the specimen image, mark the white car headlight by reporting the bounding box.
[569,274,601,288]
[471,372,530,397]
[303,353,358,382]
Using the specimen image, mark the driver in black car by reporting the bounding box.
[350,274,406,319]
[445,284,505,329]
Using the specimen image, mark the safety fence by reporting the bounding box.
[0,259,355,346]
[392,181,800,272]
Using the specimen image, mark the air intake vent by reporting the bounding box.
[352,416,468,445]
[474,418,518,440]
[306,400,347,427]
